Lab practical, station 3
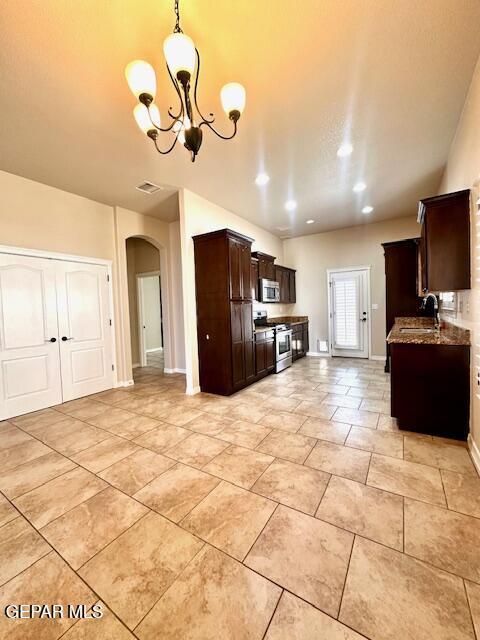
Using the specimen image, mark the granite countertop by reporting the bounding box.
[387,317,470,346]
[269,316,309,325]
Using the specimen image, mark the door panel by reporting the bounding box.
[56,261,113,401]
[228,239,242,300]
[330,269,369,358]
[0,255,62,419]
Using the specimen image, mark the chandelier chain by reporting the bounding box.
[173,0,182,33]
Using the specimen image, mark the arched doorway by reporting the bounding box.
[125,236,166,372]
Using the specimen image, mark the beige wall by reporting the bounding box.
[439,53,480,464]
[0,170,185,384]
[126,238,161,366]
[283,216,420,358]
[179,188,291,393]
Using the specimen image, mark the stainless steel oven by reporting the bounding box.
[275,326,293,373]
[259,278,280,303]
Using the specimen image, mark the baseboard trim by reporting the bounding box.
[164,367,187,375]
[132,363,141,369]
[186,385,201,396]
[468,434,480,474]
[146,347,163,353]
[116,379,134,388]
[306,351,330,357]
[370,355,387,362]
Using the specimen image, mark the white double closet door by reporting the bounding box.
[0,253,114,420]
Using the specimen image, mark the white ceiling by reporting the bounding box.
[1,1,479,235]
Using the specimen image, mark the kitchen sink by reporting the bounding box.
[399,327,438,334]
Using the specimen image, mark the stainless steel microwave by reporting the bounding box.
[259,278,280,302]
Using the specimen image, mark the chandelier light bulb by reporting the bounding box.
[220,83,246,116]
[173,120,186,145]
[125,60,157,100]
[163,32,196,77]
[133,103,160,134]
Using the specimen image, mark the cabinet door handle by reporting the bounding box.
[61,336,74,341]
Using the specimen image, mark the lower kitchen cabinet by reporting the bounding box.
[390,343,470,440]
[292,322,309,361]
[255,329,275,379]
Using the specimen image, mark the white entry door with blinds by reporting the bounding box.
[328,268,370,358]
[0,252,114,420]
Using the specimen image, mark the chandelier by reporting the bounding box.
[125,0,246,162]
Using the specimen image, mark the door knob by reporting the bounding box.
[61,336,74,341]
[46,337,57,343]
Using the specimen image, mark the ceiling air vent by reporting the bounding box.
[135,181,163,194]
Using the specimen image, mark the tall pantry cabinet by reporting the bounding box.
[193,229,255,395]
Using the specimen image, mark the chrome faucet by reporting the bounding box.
[421,293,440,329]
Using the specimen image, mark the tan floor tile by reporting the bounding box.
[257,429,316,464]
[0,451,75,499]
[305,440,371,482]
[265,591,365,640]
[99,449,175,495]
[252,458,329,514]
[404,498,480,583]
[0,438,51,473]
[347,386,385,400]
[219,403,268,424]
[59,401,110,421]
[41,486,148,569]
[262,396,301,412]
[14,467,107,528]
[203,445,274,489]
[317,475,403,550]
[72,437,139,473]
[187,412,233,436]
[79,512,203,629]
[61,602,135,639]
[259,410,307,433]
[136,546,281,640]
[245,504,353,617]
[0,517,50,586]
[332,407,379,428]
[377,414,400,431]
[299,417,351,444]
[359,398,390,414]
[140,398,175,419]
[404,437,477,475]
[102,414,161,439]
[322,394,361,409]
[134,424,190,453]
[164,433,229,467]
[466,580,480,640]
[0,552,96,640]
[10,408,67,432]
[35,418,111,456]
[182,481,276,560]
[0,494,18,527]
[134,463,220,522]
[85,407,136,430]
[93,388,136,404]
[367,454,446,506]
[316,384,350,395]
[441,469,480,518]
[339,536,475,640]
[115,394,155,412]
[217,420,271,448]
[158,405,203,427]
[346,426,403,459]
[294,401,337,420]
[0,425,33,449]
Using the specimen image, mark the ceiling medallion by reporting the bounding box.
[125,0,246,162]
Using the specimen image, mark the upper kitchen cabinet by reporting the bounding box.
[275,265,297,303]
[250,257,259,301]
[252,251,276,280]
[418,189,471,292]
[193,229,255,395]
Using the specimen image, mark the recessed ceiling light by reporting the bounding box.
[362,205,374,214]
[353,181,367,193]
[306,219,315,224]
[255,172,270,186]
[337,143,353,157]
[285,199,297,211]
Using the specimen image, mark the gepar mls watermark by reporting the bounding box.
[4,603,103,619]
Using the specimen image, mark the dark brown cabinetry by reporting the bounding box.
[250,258,259,301]
[390,342,470,440]
[254,329,275,379]
[274,265,296,303]
[382,238,421,371]
[418,189,470,292]
[252,251,276,280]
[194,229,255,395]
[292,322,309,360]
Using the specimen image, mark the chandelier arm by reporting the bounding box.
[151,130,181,155]
[147,69,184,133]
[193,48,215,124]
[199,118,238,140]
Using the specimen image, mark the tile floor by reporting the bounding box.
[0,356,479,639]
